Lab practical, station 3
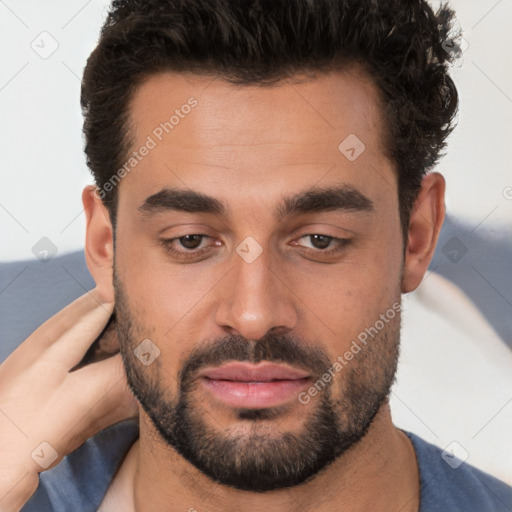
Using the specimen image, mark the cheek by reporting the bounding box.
[285,236,402,355]
[114,239,226,379]
[116,233,215,320]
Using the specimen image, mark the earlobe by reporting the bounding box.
[82,185,115,303]
[401,172,446,293]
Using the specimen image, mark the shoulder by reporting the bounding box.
[403,430,512,512]
[21,419,139,512]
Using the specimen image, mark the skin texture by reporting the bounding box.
[83,66,445,511]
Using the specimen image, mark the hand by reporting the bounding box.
[0,288,138,511]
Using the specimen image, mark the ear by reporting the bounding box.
[401,172,445,293]
[83,185,115,303]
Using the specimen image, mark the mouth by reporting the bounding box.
[198,362,311,409]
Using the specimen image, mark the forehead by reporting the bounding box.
[119,67,394,210]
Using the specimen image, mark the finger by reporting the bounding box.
[17,288,112,358]
[66,354,139,440]
[1,291,114,381]
[68,315,120,372]
[36,298,115,369]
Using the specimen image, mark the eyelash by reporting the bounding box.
[161,234,214,259]
[161,234,351,259]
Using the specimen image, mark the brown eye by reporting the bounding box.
[291,234,351,256]
[178,234,205,249]
[161,234,220,260]
[308,234,332,249]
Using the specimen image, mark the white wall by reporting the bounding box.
[0,0,107,262]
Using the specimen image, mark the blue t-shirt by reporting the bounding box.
[22,419,512,511]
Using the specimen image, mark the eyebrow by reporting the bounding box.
[138,185,374,220]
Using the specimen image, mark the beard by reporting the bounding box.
[114,271,400,492]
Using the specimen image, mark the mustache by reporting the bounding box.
[178,332,331,388]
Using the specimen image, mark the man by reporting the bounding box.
[1,0,511,511]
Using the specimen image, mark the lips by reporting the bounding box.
[198,362,311,409]
[198,361,310,381]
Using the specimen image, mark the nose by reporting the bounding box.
[214,246,299,341]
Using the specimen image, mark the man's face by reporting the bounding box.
[113,68,404,491]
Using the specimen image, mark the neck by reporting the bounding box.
[125,403,420,512]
